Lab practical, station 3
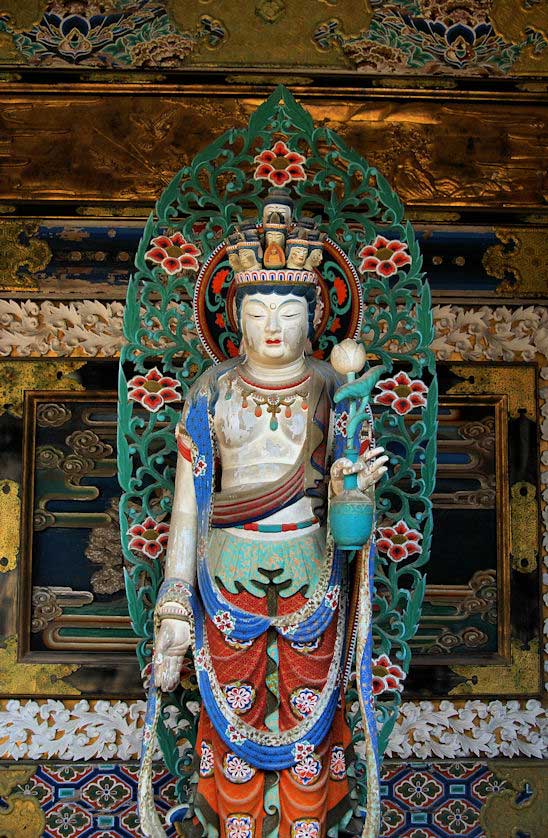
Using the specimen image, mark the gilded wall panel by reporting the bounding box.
[0,95,547,208]
[0,1,546,77]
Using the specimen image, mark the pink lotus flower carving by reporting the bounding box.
[374,371,428,415]
[372,653,405,695]
[128,367,181,413]
[358,235,411,277]
[127,517,169,559]
[145,232,200,274]
[377,519,422,562]
[253,140,306,186]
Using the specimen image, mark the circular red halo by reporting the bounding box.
[193,236,363,364]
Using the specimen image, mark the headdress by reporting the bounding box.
[193,188,363,362]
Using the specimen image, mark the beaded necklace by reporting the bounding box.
[225,369,310,431]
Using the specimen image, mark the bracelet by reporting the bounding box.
[157,612,191,624]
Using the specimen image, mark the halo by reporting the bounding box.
[193,235,364,364]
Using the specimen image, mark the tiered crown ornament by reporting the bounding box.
[119,86,437,838]
[227,188,324,287]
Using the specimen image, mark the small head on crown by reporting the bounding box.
[230,188,324,288]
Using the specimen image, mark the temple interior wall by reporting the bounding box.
[0,2,546,835]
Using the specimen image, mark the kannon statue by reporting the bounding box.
[125,87,435,838]
[139,189,388,838]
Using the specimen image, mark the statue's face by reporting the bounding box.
[288,245,308,267]
[241,292,308,366]
[263,204,291,226]
[239,248,257,269]
[265,230,285,247]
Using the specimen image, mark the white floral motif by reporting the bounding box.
[194,648,207,671]
[227,725,246,745]
[199,741,214,777]
[329,745,346,780]
[223,683,255,715]
[324,585,340,610]
[193,456,207,477]
[291,819,320,838]
[223,753,256,784]
[290,688,320,720]
[3,303,547,364]
[0,698,544,761]
[213,611,235,635]
[291,754,322,786]
[225,815,254,838]
[293,740,315,762]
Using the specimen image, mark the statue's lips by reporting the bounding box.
[265,339,282,345]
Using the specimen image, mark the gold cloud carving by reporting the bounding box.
[0,220,52,291]
[0,635,80,695]
[0,481,20,573]
[0,361,85,418]
[481,763,546,838]
[482,228,548,296]
[167,0,373,65]
[0,1,47,33]
[0,767,45,838]
[449,640,540,695]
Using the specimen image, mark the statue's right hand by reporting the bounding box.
[154,619,191,692]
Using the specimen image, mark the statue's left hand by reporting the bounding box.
[331,446,388,495]
[153,618,191,692]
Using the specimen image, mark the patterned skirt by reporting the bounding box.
[186,530,361,838]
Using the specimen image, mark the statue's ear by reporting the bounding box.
[239,336,246,355]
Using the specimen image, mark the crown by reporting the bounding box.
[226,188,324,287]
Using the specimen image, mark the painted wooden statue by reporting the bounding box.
[120,87,436,838]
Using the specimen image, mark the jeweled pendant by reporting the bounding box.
[270,418,278,431]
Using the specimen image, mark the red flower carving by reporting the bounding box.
[226,339,239,358]
[372,654,405,695]
[374,371,428,415]
[127,517,169,559]
[358,235,411,277]
[253,140,306,186]
[212,268,230,295]
[377,519,423,562]
[127,367,181,413]
[145,232,200,274]
[333,276,347,305]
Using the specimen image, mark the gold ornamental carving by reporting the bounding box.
[481,762,546,838]
[0,766,45,838]
[447,365,536,420]
[167,0,373,66]
[0,635,80,695]
[491,0,548,42]
[482,228,548,297]
[449,639,540,695]
[0,361,85,418]
[0,481,20,573]
[0,0,47,33]
[510,482,538,573]
[0,220,52,291]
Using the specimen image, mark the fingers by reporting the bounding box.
[363,446,385,462]
[341,453,389,476]
[155,652,184,692]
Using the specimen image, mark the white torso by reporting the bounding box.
[213,361,319,540]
